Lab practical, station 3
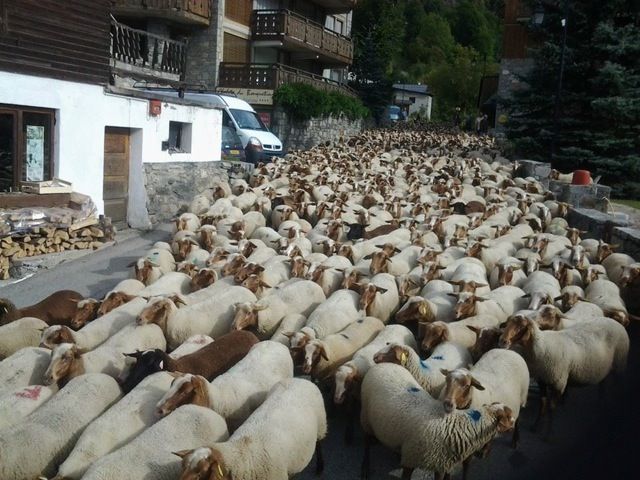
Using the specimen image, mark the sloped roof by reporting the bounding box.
[392,83,430,95]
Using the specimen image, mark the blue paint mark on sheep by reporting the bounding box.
[407,387,421,393]
[419,360,431,370]
[432,355,444,360]
[467,409,482,422]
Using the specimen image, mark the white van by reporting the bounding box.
[152,89,284,163]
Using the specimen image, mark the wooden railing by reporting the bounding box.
[112,0,211,24]
[111,20,187,78]
[218,63,357,97]
[252,10,353,64]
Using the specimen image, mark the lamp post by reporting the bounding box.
[534,1,570,166]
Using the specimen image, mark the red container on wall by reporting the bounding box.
[572,170,591,185]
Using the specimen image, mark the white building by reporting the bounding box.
[392,84,433,120]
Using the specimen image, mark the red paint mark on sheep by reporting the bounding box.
[15,386,42,400]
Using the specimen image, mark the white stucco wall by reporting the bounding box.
[0,71,222,223]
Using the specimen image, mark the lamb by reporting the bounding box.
[44,323,166,387]
[288,289,361,348]
[0,316,48,360]
[156,341,294,429]
[0,289,84,327]
[333,324,417,404]
[39,297,148,350]
[374,342,472,397]
[53,371,175,479]
[138,286,256,349]
[233,280,326,339]
[499,314,629,433]
[301,316,385,379]
[360,363,514,480]
[585,279,629,326]
[120,330,259,393]
[0,373,121,480]
[0,384,58,430]
[175,377,327,480]
[420,315,501,354]
[81,405,229,480]
[439,348,530,446]
[0,346,51,395]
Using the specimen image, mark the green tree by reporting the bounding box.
[448,0,497,60]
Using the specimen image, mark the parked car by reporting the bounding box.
[221,125,246,162]
[382,105,406,126]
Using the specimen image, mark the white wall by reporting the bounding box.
[0,71,222,226]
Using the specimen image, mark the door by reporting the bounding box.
[0,110,16,192]
[103,127,130,226]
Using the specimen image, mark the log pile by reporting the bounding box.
[0,221,109,279]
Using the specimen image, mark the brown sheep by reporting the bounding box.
[0,290,84,327]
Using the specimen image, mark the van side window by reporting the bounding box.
[222,110,234,128]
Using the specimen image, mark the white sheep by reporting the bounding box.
[174,377,327,480]
[420,315,502,354]
[0,383,57,430]
[137,271,192,297]
[270,313,308,345]
[81,404,229,480]
[374,342,472,397]
[0,316,48,360]
[602,252,636,286]
[233,280,326,339]
[156,341,294,429]
[0,346,51,395]
[585,279,629,325]
[0,373,121,479]
[188,193,211,215]
[302,316,385,379]
[54,371,174,479]
[39,297,148,350]
[359,272,400,323]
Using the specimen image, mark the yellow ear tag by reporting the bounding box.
[217,465,224,478]
[419,303,427,316]
[401,352,407,366]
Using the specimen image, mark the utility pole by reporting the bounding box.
[550,0,569,166]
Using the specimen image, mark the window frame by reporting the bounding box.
[0,104,55,192]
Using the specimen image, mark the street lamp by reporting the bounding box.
[535,1,570,165]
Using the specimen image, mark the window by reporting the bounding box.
[223,33,250,63]
[163,121,192,153]
[335,19,344,35]
[409,97,416,104]
[225,0,252,26]
[0,105,54,193]
[229,109,268,131]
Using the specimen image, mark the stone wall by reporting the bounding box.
[185,0,224,89]
[270,107,368,151]
[143,162,228,224]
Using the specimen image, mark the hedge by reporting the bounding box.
[273,83,369,122]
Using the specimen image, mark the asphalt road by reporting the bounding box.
[1,224,639,480]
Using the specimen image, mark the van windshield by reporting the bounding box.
[229,109,268,131]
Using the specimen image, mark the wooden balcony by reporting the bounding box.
[219,63,357,97]
[252,10,353,66]
[112,0,211,27]
[111,20,187,82]
[311,0,357,13]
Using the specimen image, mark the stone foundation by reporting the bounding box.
[271,107,368,151]
[143,162,227,224]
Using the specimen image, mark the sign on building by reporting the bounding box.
[217,88,274,105]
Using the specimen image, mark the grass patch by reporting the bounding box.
[613,199,640,210]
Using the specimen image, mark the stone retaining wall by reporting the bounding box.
[270,107,368,151]
[143,162,227,224]
[569,208,640,257]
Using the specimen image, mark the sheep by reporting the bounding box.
[358,272,400,323]
[175,377,327,480]
[499,314,629,433]
[0,346,51,395]
[333,324,417,405]
[602,253,637,286]
[136,271,192,297]
[420,315,501,355]
[361,365,515,480]
[374,341,472,397]
[189,193,211,215]
[39,297,148,350]
[0,373,121,480]
[0,383,58,430]
[585,279,629,326]
[439,348,530,446]
[233,280,326,339]
[54,371,175,479]
[522,270,562,310]
[132,247,176,284]
[270,313,308,344]
[96,279,145,316]
[120,330,259,393]
[0,316,48,360]
[44,323,166,387]
[288,289,361,348]
[138,286,257,349]
[156,341,294,429]
[81,404,229,480]
[301,316,385,379]
[452,286,527,321]
[489,257,526,288]
[0,289,84,327]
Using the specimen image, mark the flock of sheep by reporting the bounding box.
[0,128,638,480]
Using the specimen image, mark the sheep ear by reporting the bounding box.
[553,295,563,302]
[375,286,388,294]
[467,325,481,336]
[282,332,295,339]
[127,261,137,268]
[440,368,451,376]
[520,293,531,299]
[253,303,269,312]
[362,253,374,260]
[319,345,329,361]
[172,449,192,458]
[124,351,143,359]
[470,376,485,390]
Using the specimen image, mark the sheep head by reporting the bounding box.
[98,291,137,317]
[333,364,360,405]
[133,259,159,285]
[232,302,268,331]
[137,295,185,330]
[620,264,640,288]
[499,314,536,350]
[373,343,410,367]
[290,256,309,278]
[468,326,503,361]
[367,251,390,275]
[420,321,449,355]
[40,325,75,349]
[440,368,485,414]
[44,342,85,387]
[71,298,101,329]
[241,274,271,294]
[156,373,209,417]
[302,340,328,375]
[234,262,264,284]
[359,283,387,315]
[596,241,617,264]
[451,292,487,320]
[190,268,218,292]
[395,297,434,324]
[175,447,231,480]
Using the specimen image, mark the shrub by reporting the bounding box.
[273,83,369,121]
